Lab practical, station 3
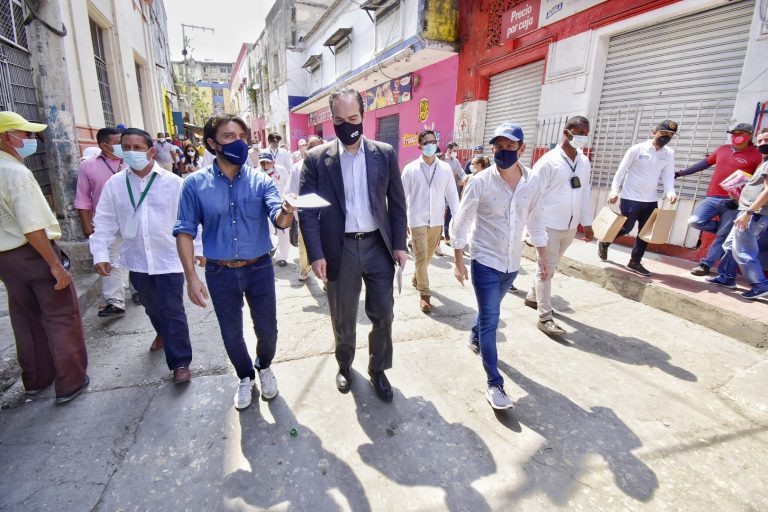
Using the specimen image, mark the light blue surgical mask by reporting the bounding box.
[422,143,438,157]
[111,144,124,159]
[10,134,37,158]
[123,150,150,170]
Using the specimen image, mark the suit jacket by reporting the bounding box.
[298,138,407,281]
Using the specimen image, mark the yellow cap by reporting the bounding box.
[0,111,47,133]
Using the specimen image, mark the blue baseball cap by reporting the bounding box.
[258,150,273,163]
[473,145,484,151]
[489,122,524,145]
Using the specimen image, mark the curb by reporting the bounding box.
[522,246,767,349]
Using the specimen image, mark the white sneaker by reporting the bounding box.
[298,270,309,281]
[434,244,446,257]
[486,385,514,410]
[234,377,254,410]
[258,367,278,400]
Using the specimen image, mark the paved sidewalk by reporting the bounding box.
[523,236,768,347]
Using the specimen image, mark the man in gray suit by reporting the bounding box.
[299,87,407,402]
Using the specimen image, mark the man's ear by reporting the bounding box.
[147,147,157,160]
[519,143,526,156]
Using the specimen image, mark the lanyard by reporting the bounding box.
[100,156,122,174]
[561,154,578,173]
[421,161,437,187]
[126,172,157,214]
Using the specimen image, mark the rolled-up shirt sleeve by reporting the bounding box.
[450,177,482,250]
[525,175,548,248]
[263,178,283,226]
[173,179,201,238]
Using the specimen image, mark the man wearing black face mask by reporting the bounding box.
[174,115,296,410]
[676,123,763,277]
[599,120,679,276]
[299,87,407,402]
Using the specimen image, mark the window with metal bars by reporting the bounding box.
[90,19,115,127]
[0,0,28,49]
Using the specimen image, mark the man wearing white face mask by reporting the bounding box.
[90,128,196,385]
[75,127,129,317]
[525,116,594,336]
[401,130,460,313]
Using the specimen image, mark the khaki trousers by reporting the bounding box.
[527,227,576,321]
[410,225,443,296]
[297,219,311,273]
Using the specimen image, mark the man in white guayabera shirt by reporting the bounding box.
[525,116,594,336]
[451,122,549,411]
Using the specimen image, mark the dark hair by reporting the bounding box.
[267,133,281,143]
[121,128,153,149]
[183,143,199,164]
[446,141,459,150]
[565,116,590,131]
[203,114,250,154]
[96,127,121,145]
[157,132,164,137]
[329,87,365,117]
[418,130,437,145]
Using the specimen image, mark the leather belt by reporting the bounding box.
[344,230,379,240]
[208,255,265,268]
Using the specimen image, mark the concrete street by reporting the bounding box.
[1,247,767,511]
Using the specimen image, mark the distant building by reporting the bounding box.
[172,60,235,128]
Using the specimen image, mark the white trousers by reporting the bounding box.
[527,227,576,321]
[102,235,126,308]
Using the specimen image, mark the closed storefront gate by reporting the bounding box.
[590,0,754,247]
[483,60,545,168]
[0,0,49,197]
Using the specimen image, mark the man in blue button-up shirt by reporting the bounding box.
[174,114,296,411]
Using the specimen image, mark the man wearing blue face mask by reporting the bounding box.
[90,128,195,385]
[401,129,460,313]
[0,111,90,404]
[451,122,548,410]
[174,114,296,410]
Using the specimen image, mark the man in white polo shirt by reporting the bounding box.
[598,120,678,276]
[401,129,460,313]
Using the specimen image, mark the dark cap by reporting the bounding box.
[727,123,754,134]
[655,120,678,133]
[258,150,273,163]
[473,145,484,151]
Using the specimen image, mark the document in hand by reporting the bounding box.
[396,264,403,295]
[285,193,331,209]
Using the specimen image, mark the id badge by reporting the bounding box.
[123,213,139,239]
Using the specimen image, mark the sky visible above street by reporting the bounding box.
[165,0,277,63]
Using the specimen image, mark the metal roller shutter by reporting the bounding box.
[589,0,754,246]
[483,60,544,167]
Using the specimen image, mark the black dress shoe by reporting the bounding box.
[368,369,393,402]
[336,368,351,393]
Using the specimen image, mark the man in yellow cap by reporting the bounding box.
[0,111,89,404]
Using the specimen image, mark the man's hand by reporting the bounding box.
[82,223,94,238]
[667,193,678,205]
[734,212,750,231]
[393,250,407,268]
[583,226,594,242]
[187,276,209,308]
[607,193,619,205]
[95,262,112,276]
[537,259,550,282]
[194,255,207,267]
[50,264,72,290]
[454,259,468,286]
[312,258,328,283]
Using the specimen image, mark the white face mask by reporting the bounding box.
[567,130,589,149]
[187,151,196,156]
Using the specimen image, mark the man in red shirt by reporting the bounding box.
[676,123,762,275]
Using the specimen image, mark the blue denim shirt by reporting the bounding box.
[173,162,282,260]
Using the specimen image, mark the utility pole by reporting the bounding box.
[181,23,214,125]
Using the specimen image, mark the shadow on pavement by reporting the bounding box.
[350,375,496,512]
[498,361,658,505]
[555,316,697,382]
[430,290,484,332]
[225,395,371,511]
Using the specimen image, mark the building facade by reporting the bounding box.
[172,59,234,128]
[454,0,767,255]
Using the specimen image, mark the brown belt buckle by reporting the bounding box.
[225,260,241,268]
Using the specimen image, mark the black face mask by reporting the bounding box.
[758,143,768,155]
[655,135,671,148]
[493,149,519,169]
[334,121,363,147]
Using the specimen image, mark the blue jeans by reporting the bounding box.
[688,196,739,267]
[129,272,192,371]
[205,256,277,380]
[469,260,518,387]
[723,215,768,289]
[717,230,768,279]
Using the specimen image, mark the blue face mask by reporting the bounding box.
[218,139,249,166]
[11,134,37,158]
[123,150,151,170]
[111,144,124,159]
[422,143,438,157]
[494,149,519,169]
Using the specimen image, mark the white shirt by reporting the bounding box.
[268,146,292,172]
[264,163,289,197]
[401,155,460,228]
[611,140,676,202]
[90,163,188,275]
[339,138,378,232]
[285,159,303,197]
[450,164,547,274]
[534,146,593,230]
